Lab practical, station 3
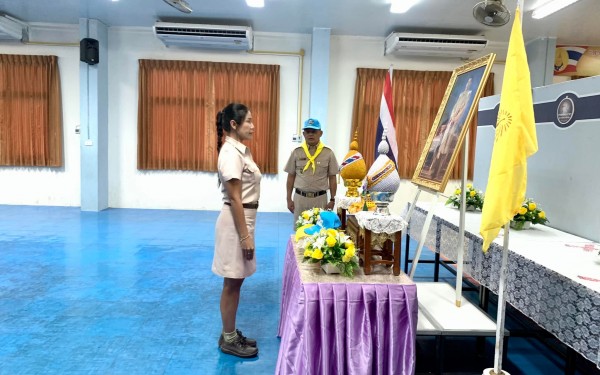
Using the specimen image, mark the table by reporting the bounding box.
[346,214,404,275]
[416,282,509,374]
[408,203,600,368]
[276,237,418,375]
[338,207,348,229]
[335,196,361,230]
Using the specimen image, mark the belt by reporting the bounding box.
[224,201,259,209]
[295,188,327,198]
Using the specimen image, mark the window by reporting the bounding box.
[138,59,280,173]
[0,54,62,167]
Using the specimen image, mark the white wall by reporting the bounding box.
[0,40,81,206]
[1,26,505,212]
[107,28,311,211]
[475,76,600,242]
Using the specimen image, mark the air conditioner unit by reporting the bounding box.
[0,14,26,40]
[384,32,487,57]
[153,22,253,50]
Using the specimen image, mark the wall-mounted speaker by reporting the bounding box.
[80,38,99,65]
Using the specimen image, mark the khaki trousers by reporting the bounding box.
[293,193,328,231]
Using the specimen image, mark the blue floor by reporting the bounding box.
[0,205,598,374]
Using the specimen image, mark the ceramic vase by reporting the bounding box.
[510,220,531,230]
[321,263,341,274]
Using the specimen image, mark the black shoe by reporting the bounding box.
[218,330,257,347]
[219,335,258,358]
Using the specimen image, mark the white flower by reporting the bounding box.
[313,235,326,250]
[338,232,350,243]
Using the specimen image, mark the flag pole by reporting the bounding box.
[493,222,510,374]
[483,2,531,374]
[493,4,523,374]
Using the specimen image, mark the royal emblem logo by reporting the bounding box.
[556,96,574,125]
[494,109,512,142]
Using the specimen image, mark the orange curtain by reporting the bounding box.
[352,68,494,179]
[138,60,280,173]
[0,54,62,167]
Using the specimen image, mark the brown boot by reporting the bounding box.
[219,329,257,347]
[219,334,258,358]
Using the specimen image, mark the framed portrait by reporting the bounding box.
[411,53,496,192]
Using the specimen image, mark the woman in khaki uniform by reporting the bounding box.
[213,103,261,358]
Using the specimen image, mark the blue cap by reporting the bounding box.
[303,118,321,130]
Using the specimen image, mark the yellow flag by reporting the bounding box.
[479,8,538,252]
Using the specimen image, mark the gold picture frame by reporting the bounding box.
[412,53,496,192]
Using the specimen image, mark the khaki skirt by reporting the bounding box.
[212,205,257,278]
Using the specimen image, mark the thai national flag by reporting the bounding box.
[374,67,399,167]
[556,46,587,74]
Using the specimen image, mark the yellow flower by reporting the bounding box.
[467,183,473,189]
[345,247,355,258]
[326,236,337,247]
[469,190,476,197]
[302,212,310,220]
[528,202,537,211]
[454,188,461,195]
[311,248,323,260]
[538,211,546,219]
[326,228,338,238]
[303,249,313,257]
[344,240,354,248]
[314,208,320,214]
[518,207,527,215]
[342,255,351,263]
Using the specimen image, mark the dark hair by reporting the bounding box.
[216,103,249,154]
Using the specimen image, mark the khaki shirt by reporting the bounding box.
[284,145,339,192]
[218,137,262,203]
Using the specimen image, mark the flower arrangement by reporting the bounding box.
[302,228,359,277]
[445,183,484,211]
[296,208,322,229]
[511,198,548,229]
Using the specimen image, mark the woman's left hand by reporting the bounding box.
[241,235,255,260]
[243,248,254,260]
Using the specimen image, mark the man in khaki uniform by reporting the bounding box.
[285,118,339,229]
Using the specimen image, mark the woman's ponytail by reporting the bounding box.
[216,111,224,154]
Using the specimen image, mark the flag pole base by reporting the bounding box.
[483,368,511,375]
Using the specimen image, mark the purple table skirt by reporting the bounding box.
[276,239,418,375]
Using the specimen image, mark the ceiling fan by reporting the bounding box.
[162,0,193,14]
[473,0,511,27]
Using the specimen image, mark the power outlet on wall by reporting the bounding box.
[292,134,302,143]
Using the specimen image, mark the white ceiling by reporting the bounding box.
[0,0,599,46]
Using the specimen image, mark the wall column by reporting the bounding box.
[526,37,557,88]
[79,18,109,211]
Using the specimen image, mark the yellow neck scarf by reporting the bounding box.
[301,141,324,173]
